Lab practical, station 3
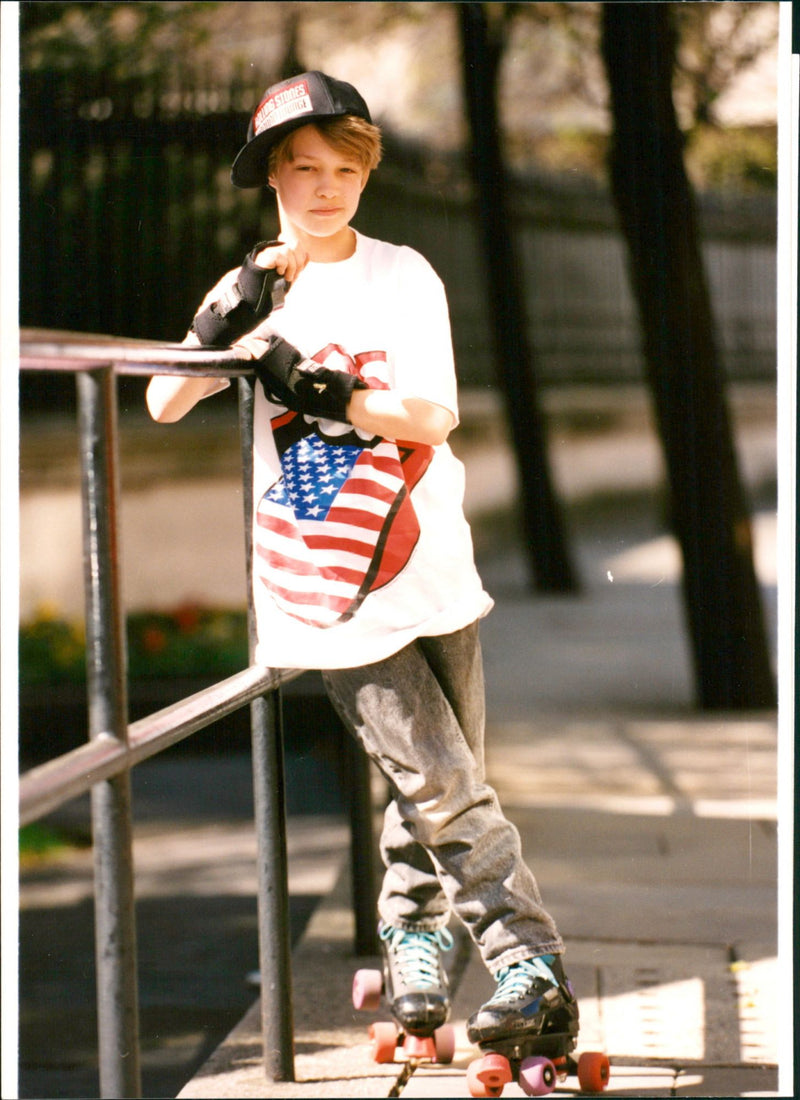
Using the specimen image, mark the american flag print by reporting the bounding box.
[255,350,432,628]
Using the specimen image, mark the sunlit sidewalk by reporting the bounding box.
[177,692,782,1099]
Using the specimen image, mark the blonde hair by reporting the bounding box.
[268,116,383,176]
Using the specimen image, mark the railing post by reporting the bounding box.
[239,378,295,1081]
[77,366,141,1098]
[344,735,379,956]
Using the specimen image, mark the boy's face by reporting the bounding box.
[268,124,369,244]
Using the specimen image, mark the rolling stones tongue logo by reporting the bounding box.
[254,346,432,627]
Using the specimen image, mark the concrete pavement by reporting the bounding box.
[17,383,787,1097]
[175,686,782,1097]
[174,534,784,1097]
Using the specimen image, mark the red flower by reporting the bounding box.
[173,602,202,634]
[142,625,167,653]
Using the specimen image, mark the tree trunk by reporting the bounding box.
[459,3,578,592]
[601,4,775,709]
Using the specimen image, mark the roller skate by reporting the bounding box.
[352,921,457,1067]
[465,956,610,1096]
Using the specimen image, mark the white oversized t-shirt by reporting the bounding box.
[209,231,493,669]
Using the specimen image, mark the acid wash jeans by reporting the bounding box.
[322,620,564,976]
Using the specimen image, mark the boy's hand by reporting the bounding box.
[252,335,368,423]
[253,240,308,284]
[191,239,301,346]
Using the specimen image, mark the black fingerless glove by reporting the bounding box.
[191,241,287,346]
[253,335,369,423]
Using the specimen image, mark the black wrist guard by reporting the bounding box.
[191,240,287,346]
[253,335,369,423]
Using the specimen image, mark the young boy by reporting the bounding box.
[146,71,578,1049]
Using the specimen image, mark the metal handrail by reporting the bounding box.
[19,664,296,825]
[20,329,254,373]
[18,329,377,1098]
[19,333,266,826]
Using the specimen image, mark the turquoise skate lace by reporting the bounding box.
[485,955,557,1005]
[380,924,454,990]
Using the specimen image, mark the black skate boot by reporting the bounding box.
[379,921,453,1035]
[466,954,579,1046]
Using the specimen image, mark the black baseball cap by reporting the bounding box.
[231,71,373,189]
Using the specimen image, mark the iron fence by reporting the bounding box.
[18,329,378,1097]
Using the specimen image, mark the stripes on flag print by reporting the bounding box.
[255,398,432,628]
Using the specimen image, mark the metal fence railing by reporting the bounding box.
[18,329,378,1098]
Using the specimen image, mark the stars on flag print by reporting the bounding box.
[255,420,432,628]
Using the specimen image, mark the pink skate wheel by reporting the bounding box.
[352,967,382,1012]
[467,1052,512,1097]
[577,1051,610,1092]
[519,1055,557,1096]
[369,1020,399,1063]
[434,1023,456,1064]
[403,1033,437,1062]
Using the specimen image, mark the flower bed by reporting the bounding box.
[19,602,251,763]
[19,602,249,686]
[18,602,349,813]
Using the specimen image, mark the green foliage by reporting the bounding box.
[20,1,222,78]
[513,129,609,183]
[685,124,777,193]
[19,821,89,861]
[19,612,86,684]
[19,604,250,686]
[125,606,249,679]
[508,121,777,194]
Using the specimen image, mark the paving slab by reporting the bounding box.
[176,868,397,1099]
[17,800,351,1100]
[178,849,781,1098]
[672,1065,781,1096]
